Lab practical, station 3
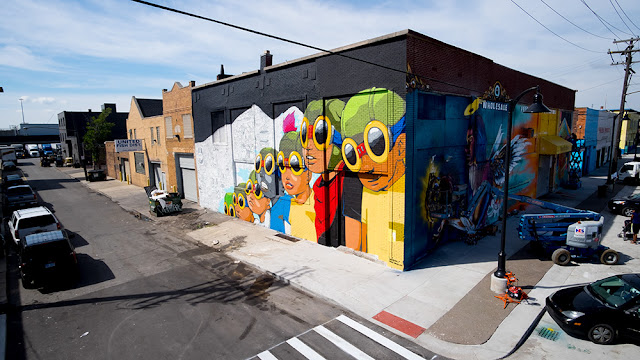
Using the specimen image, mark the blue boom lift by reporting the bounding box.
[511,194,618,266]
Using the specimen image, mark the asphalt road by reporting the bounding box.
[3,159,441,360]
[4,160,349,359]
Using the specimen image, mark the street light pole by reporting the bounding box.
[494,86,551,280]
[19,98,25,124]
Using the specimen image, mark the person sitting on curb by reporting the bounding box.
[631,209,640,244]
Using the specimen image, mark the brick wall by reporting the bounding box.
[162,81,197,197]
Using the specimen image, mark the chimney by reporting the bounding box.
[88,109,92,112]
[260,50,272,71]
[216,65,233,80]
[190,80,195,87]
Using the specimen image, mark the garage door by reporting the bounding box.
[177,154,197,202]
[181,168,197,202]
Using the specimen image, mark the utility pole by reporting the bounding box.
[607,37,639,184]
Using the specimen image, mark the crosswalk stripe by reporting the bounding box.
[314,325,375,360]
[287,337,326,360]
[337,315,425,360]
[257,350,278,360]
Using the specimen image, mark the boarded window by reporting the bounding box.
[165,117,173,138]
[211,111,226,144]
[134,152,145,174]
[150,127,155,144]
[156,127,160,145]
[183,114,193,138]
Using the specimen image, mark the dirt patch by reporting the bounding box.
[426,244,553,345]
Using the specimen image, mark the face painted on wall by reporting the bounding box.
[279,131,312,197]
[233,184,254,222]
[466,127,475,165]
[254,147,278,198]
[223,192,236,217]
[341,88,406,192]
[301,99,345,174]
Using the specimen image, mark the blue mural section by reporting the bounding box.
[405,90,537,267]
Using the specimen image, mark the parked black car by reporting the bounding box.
[608,193,640,217]
[2,160,17,171]
[2,184,37,212]
[2,174,25,192]
[18,230,78,288]
[546,274,640,345]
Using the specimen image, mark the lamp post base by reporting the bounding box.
[490,274,508,294]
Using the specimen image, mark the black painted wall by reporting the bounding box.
[192,36,408,142]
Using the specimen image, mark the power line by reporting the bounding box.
[609,0,637,36]
[510,0,601,53]
[539,0,613,40]
[578,77,624,92]
[581,0,632,38]
[614,0,640,32]
[131,0,479,93]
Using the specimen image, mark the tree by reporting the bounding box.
[83,107,114,169]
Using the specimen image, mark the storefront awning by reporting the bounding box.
[539,135,573,155]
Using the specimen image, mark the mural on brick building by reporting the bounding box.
[199,88,406,269]
[414,83,537,251]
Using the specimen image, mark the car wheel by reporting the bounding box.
[20,271,33,289]
[600,249,619,265]
[588,323,616,345]
[552,248,571,265]
[622,207,635,217]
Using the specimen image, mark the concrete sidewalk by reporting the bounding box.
[54,160,640,359]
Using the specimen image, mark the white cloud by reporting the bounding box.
[0,0,639,130]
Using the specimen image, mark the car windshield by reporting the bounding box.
[587,276,640,308]
[7,187,31,196]
[629,194,640,201]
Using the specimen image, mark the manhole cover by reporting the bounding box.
[275,233,300,242]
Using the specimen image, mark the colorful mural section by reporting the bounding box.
[408,90,538,260]
[196,88,407,269]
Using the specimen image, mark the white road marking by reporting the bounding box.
[337,315,425,360]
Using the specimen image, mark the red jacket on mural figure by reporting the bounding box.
[301,99,347,246]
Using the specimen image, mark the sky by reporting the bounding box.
[1,0,639,130]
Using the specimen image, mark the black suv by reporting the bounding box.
[18,230,78,288]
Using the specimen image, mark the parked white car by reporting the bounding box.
[8,206,62,246]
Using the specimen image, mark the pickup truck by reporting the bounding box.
[615,161,640,184]
[3,185,38,212]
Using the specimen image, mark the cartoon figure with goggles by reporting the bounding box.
[340,88,407,265]
[232,182,254,222]
[279,130,314,240]
[300,99,346,246]
[252,147,281,224]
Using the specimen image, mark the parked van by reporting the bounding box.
[615,161,640,184]
[26,144,39,158]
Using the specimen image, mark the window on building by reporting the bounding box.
[156,127,160,145]
[183,114,193,138]
[165,117,173,138]
[134,152,145,174]
[150,127,155,145]
[129,129,132,139]
[134,129,137,139]
[211,111,226,144]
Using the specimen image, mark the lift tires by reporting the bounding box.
[600,249,619,265]
[551,248,571,266]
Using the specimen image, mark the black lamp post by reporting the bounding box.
[494,86,551,279]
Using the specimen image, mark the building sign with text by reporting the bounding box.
[115,139,142,152]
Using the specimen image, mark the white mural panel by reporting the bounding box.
[196,105,307,215]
